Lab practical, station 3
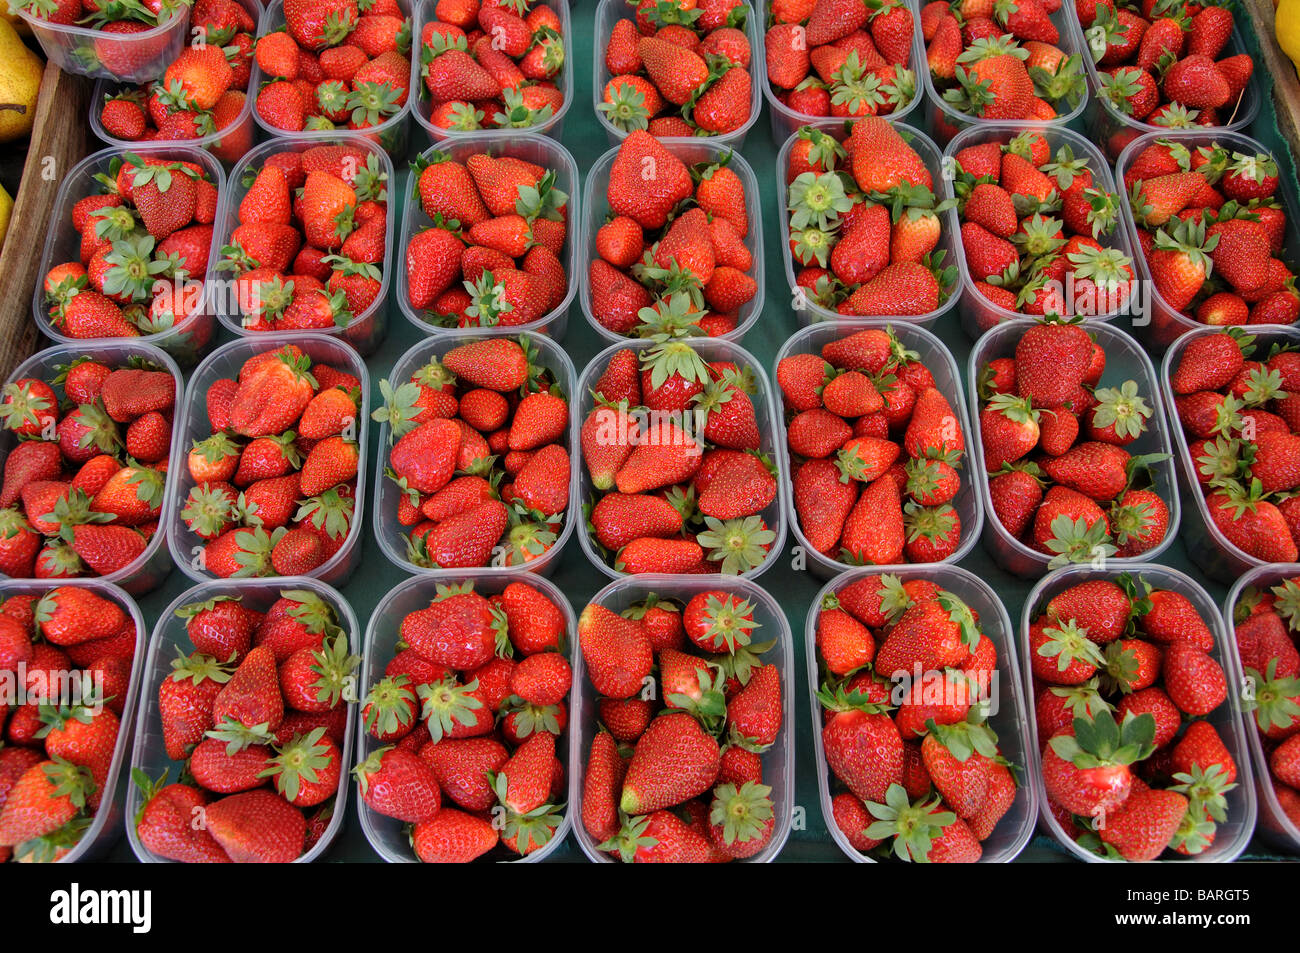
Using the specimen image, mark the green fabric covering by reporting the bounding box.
[106,5,1296,861]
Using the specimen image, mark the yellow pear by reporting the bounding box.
[0,8,30,37]
[0,17,42,143]
[0,183,11,253]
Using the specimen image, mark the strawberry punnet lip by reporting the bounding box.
[355,572,577,862]
[1023,565,1254,862]
[128,578,360,862]
[571,576,795,863]
[809,565,1035,862]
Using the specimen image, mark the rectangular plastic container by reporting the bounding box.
[1159,325,1300,583]
[759,0,926,145]
[807,565,1037,862]
[397,134,579,341]
[88,0,264,166]
[919,0,1090,146]
[125,576,358,862]
[774,321,982,580]
[372,329,578,577]
[356,571,576,863]
[775,118,960,328]
[0,342,184,596]
[0,578,145,862]
[32,143,225,369]
[166,333,369,587]
[568,574,795,862]
[1116,129,1300,353]
[966,318,1181,579]
[247,0,413,160]
[942,123,1138,340]
[591,0,764,150]
[1078,18,1261,162]
[409,0,573,144]
[213,134,394,355]
[580,139,764,345]
[1022,563,1257,863]
[19,6,190,83]
[1223,563,1300,855]
[573,336,788,581]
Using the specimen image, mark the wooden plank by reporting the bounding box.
[1246,0,1300,153]
[0,59,91,379]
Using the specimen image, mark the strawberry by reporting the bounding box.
[203,789,307,862]
[133,776,231,863]
[620,712,720,814]
[578,604,653,699]
[1041,708,1154,817]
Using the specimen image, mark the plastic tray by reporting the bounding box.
[32,143,225,368]
[166,333,370,586]
[0,341,183,596]
[0,578,145,862]
[88,0,263,166]
[943,123,1138,340]
[1023,563,1257,863]
[759,0,926,145]
[573,336,788,581]
[125,576,357,862]
[356,571,576,862]
[409,0,573,144]
[774,118,960,327]
[247,0,413,160]
[19,6,190,83]
[1078,18,1262,162]
[397,134,579,341]
[214,134,394,355]
[966,318,1181,579]
[580,139,764,345]
[807,564,1036,862]
[918,0,1090,145]
[568,574,795,862]
[1116,129,1300,353]
[591,0,764,150]
[371,328,578,577]
[774,321,982,579]
[1223,563,1300,855]
[1159,325,1300,583]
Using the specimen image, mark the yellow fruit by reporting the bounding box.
[0,8,30,37]
[1279,0,1300,77]
[0,184,11,252]
[0,17,42,143]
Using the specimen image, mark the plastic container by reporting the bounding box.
[807,565,1036,862]
[1116,129,1300,352]
[591,0,764,150]
[775,119,959,327]
[19,7,190,83]
[1159,325,1300,583]
[0,579,144,862]
[0,342,183,596]
[919,0,1090,145]
[580,139,764,345]
[1023,563,1257,863]
[214,135,394,355]
[1223,563,1300,855]
[1079,21,1261,162]
[125,576,357,862]
[966,318,1181,579]
[943,123,1138,340]
[568,574,795,862]
[409,0,573,144]
[356,572,576,863]
[574,337,788,581]
[372,329,578,576]
[774,322,982,580]
[397,135,579,341]
[247,0,413,159]
[166,334,369,586]
[759,0,926,145]
[32,143,225,368]
[88,0,263,165]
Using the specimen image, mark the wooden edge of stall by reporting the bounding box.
[0,59,90,380]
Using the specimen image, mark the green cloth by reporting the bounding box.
[106,8,1293,862]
